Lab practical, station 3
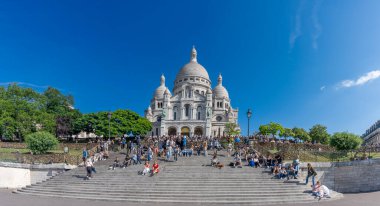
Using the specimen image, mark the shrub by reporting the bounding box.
[25,131,59,154]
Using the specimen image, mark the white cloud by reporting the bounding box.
[311,0,322,50]
[289,1,305,51]
[0,81,49,89]
[320,86,326,91]
[337,70,380,89]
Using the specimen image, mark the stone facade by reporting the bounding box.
[362,120,380,145]
[145,47,239,137]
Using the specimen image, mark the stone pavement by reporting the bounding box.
[1,189,380,206]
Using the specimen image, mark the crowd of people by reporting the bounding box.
[81,135,331,200]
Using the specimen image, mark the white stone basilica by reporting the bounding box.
[144,47,239,137]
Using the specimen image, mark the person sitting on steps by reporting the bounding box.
[112,157,120,170]
[211,154,218,167]
[142,161,150,176]
[278,167,287,179]
[233,154,242,168]
[152,161,159,176]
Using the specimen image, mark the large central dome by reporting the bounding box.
[175,47,210,81]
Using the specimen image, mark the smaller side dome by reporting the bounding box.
[153,74,169,99]
[213,74,229,99]
[164,88,172,96]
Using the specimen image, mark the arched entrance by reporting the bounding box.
[181,126,190,137]
[194,126,203,136]
[168,127,177,136]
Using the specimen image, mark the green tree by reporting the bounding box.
[330,132,362,150]
[280,128,295,140]
[0,84,56,141]
[74,109,152,138]
[292,127,311,142]
[268,122,284,139]
[25,131,59,154]
[309,124,330,144]
[43,87,82,139]
[259,125,270,136]
[0,84,80,141]
[224,122,240,136]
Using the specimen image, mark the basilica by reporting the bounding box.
[144,47,239,137]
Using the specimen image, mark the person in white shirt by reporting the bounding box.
[85,158,94,179]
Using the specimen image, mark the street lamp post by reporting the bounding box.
[108,112,112,140]
[246,109,252,137]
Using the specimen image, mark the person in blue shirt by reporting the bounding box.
[182,136,187,149]
[82,148,88,164]
[121,137,126,150]
[234,136,241,143]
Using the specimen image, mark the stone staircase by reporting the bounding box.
[15,152,342,205]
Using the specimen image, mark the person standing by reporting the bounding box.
[121,137,126,150]
[182,136,187,150]
[305,163,317,186]
[126,140,131,155]
[85,158,93,179]
[147,147,153,162]
[173,145,179,161]
[203,140,208,157]
[82,148,88,165]
[136,147,142,164]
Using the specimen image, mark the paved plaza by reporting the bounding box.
[1,189,379,206]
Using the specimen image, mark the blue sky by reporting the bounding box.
[1,0,380,135]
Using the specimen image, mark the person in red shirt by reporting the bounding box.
[152,161,159,175]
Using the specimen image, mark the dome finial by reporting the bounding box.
[160,74,165,86]
[218,73,223,85]
[191,46,197,62]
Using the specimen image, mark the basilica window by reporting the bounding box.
[185,104,190,117]
[173,106,178,120]
[197,106,202,120]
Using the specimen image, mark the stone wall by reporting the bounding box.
[0,167,31,188]
[318,159,380,193]
[0,162,75,189]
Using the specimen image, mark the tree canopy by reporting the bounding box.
[259,122,284,138]
[224,122,241,136]
[292,127,311,142]
[0,84,151,141]
[309,124,330,144]
[74,109,152,138]
[330,132,362,150]
[280,128,295,140]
